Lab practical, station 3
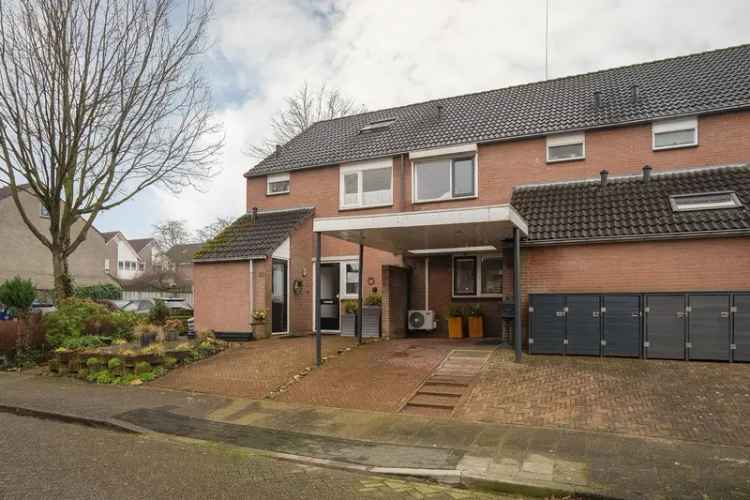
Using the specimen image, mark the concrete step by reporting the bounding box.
[418,383,465,396]
[408,394,461,409]
[427,376,473,386]
[400,404,453,417]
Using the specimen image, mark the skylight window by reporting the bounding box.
[360,117,396,133]
[670,192,742,212]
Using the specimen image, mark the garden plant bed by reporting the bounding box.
[49,336,227,386]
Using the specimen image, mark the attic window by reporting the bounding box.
[360,118,395,133]
[670,192,741,212]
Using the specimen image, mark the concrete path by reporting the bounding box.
[2,372,749,499]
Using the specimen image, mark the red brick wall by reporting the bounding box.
[382,265,409,338]
[194,261,251,333]
[519,237,750,337]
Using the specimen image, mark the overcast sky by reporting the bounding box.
[95,0,750,239]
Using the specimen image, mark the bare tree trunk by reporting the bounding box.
[51,246,73,302]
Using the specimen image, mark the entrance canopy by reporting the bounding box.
[312,204,528,254]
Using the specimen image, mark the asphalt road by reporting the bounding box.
[0,412,514,500]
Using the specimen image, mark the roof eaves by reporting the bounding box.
[522,228,750,246]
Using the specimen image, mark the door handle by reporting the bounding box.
[631,312,641,317]
[676,311,685,318]
[720,311,730,318]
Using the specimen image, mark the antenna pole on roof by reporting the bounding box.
[545,0,550,80]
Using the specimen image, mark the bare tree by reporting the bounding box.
[0,0,223,300]
[247,82,363,158]
[152,220,193,252]
[195,216,232,242]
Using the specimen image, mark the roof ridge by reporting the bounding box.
[513,163,750,191]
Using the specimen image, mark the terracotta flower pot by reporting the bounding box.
[448,317,465,339]
[468,316,484,338]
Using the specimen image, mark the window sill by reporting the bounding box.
[338,202,393,212]
[266,191,290,196]
[452,294,503,299]
[413,194,477,205]
[652,143,698,152]
[546,156,585,164]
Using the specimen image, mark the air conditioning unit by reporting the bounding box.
[408,310,437,331]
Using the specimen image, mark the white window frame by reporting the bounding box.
[546,132,586,163]
[652,116,698,151]
[412,154,479,204]
[39,204,50,218]
[266,173,290,195]
[669,191,742,212]
[339,159,393,210]
[451,254,503,299]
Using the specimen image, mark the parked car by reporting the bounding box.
[121,298,193,315]
[30,301,56,315]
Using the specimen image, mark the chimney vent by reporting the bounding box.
[631,85,641,104]
[250,206,258,224]
[600,169,609,187]
[593,91,602,109]
[436,104,443,116]
[642,164,652,183]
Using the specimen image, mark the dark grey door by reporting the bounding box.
[530,295,565,354]
[565,295,601,356]
[319,263,340,331]
[689,294,730,361]
[271,260,288,333]
[734,294,750,362]
[645,294,686,360]
[602,295,642,357]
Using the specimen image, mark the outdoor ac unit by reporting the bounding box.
[408,310,436,331]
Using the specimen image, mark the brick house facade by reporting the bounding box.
[194,45,750,354]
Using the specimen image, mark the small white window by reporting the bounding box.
[414,156,476,203]
[451,254,502,298]
[670,192,741,212]
[267,173,290,195]
[546,133,585,162]
[339,159,393,209]
[653,117,698,150]
[40,204,50,218]
[344,263,359,295]
[105,259,110,273]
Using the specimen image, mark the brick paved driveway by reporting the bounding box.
[151,335,356,399]
[456,349,750,446]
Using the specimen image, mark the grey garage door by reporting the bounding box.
[565,295,601,356]
[602,295,642,358]
[689,294,731,361]
[734,294,750,362]
[529,295,565,354]
[645,294,686,360]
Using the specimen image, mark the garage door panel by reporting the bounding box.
[646,295,685,360]
[689,294,730,361]
[603,295,641,358]
[734,294,750,362]
[565,295,601,356]
[530,295,565,355]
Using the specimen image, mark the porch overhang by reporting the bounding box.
[312,204,528,253]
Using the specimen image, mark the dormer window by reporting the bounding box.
[360,118,395,133]
[670,191,741,212]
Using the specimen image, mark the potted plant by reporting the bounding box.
[362,292,382,338]
[341,300,358,337]
[467,304,484,338]
[164,319,182,342]
[133,324,159,347]
[251,309,268,339]
[447,304,465,339]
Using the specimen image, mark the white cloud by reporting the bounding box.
[98,0,750,238]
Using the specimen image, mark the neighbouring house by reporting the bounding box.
[163,242,205,284]
[0,185,115,294]
[101,232,157,281]
[193,44,750,362]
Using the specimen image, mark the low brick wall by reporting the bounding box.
[0,314,45,354]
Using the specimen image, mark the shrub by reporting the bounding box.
[43,299,110,348]
[467,304,482,317]
[93,370,113,384]
[134,361,151,375]
[0,277,36,318]
[86,357,102,370]
[74,284,122,300]
[342,300,359,314]
[107,357,123,371]
[109,310,143,339]
[138,371,156,382]
[364,292,382,306]
[116,373,138,385]
[448,304,465,318]
[62,336,107,351]
[134,324,161,346]
[77,367,89,380]
[163,356,177,369]
[196,329,215,341]
[148,299,170,326]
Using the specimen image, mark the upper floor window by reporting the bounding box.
[339,159,393,209]
[670,191,741,212]
[452,254,502,298]
[652,117,698,150]
[39,204,50,218]
[546,132,585,162]
[267,173,290,195]
[118,261,124,270]
[413,156,476,203]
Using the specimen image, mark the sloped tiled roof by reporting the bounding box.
[248,44,750,178]
[165,243,205,264]
[128,238,155,253]
[101,231,120,242]
[193,208,314,262]
[511,164,750,244]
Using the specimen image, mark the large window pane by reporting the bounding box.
[416,160,451,201]
[452,158,475,197]
[548,143,584,161]
[269,180,289,193]
[343,173,359,206]
[362,167,392,205]
[345,263,359,295]
[453,257,476,295]
[654,129,695,148]
[481,257,503,295]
